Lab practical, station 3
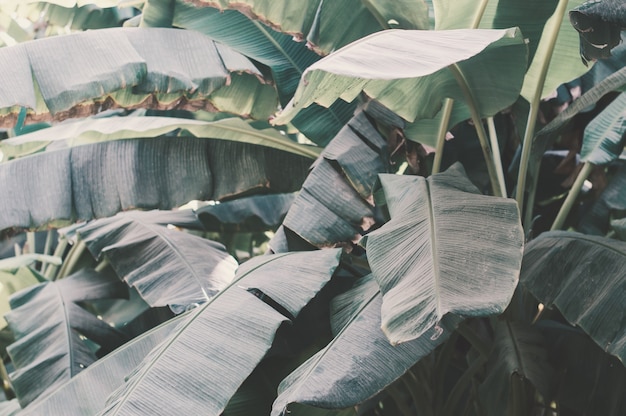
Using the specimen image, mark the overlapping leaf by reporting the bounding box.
[363,163,524,344]
[520,231,626,363]
[76,210,238,310]
[0,26,275,127]
[580,92,626,164]
[271,276,462,415]
[0,136,312,232]
[5,269,128,406]
[96,249,342,415]
[273,28,527,126]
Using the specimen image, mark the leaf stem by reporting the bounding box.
[550,162,594,230]
[487,117,507,196]
[432,99,454,174]
[448,64,503,196]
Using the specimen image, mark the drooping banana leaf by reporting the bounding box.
[96,249,342,415]
[75,210,238,310]
[0,116,321,160]
[183,0,429,55]
[520,231,626,363]
[570,0,626,65]
[275,110,389,249]
[479,320,555,415]
[140,0,355,145]
[197,193,296,232]
[17,312,188,415]
[0,27,275,127]
[580,92,626,164]
[8,1,128,31]
[271,276,462,415]
[0,136,312,233]
[5,268,129,407]
[0,267,44,330]
[273,28,527,126]
[362,163,524,344]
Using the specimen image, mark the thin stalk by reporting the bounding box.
[45,237,68,279]
[448,64,503,196]
[432,99,454,174]
[40,229,54,273]
[95,257,110,273]
[470,0,490,29]
[551,162,594,230]
[487,117,507,197]
[0,360,14,400]
[26,231,35,254]
[515,0,571,218]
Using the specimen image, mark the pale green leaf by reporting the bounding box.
[0,254,61,271]
[363,163,523,344]
[274,28,527,125]
[0,267,42,330]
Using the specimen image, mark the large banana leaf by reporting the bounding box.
[273,28,527,126]
[75,210,238,310]
[570,0,626,64]
[0,267,44,330]
[184,0,429,55]
[520,231,626,363]
[96,249,342,415]
[0,27,275,127]
[479,320,555,415]
[275,110,389,249]
[580,92,626,164]
[271,276,462,415]
[0,116,321,160]
[5,268,128,406]
[18,313,187,415]
[362,163,524,344]
[141,0,355,145]
[0,136,312,232]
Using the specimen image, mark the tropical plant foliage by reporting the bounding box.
[0,0,624,415]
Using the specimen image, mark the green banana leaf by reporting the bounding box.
[273,28,527,126]
[197,193,297,232]
[520,231,626,363]
[276,111,389,249]
[17,313,187,415]
[0,136,312,233]
[611,216,626,240]
[570,0,626,64]
[75,210,238,310]
[5,268,129,407]
[479,320,555,415]
[183,0,429,55]
[577,162,626,235]
[272,276,462,415]
[0,116,321,160]
[362,163,524,344]
[0,27,275,127]
[140,0,355,145]
[580,92,626,164]
[0,267,44,330]
[96,249,341,415]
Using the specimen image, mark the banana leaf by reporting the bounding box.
[0,267,44,330]
[276,110,389,249]
[271,276,462,415]
[17,313,187,415]
[184,0,429,55]
[580,92,626,164]
[0,116,321,160]
[96,249,342,415]
[570,0,626,65]
[75,210,238,310]
[479,320,555,415]
[362,163,524,344]
[273,28,527,126]
[140,0,355,145]
[0,27,274,127]
[5,268,129,406]
[197,193,296,232]
[0,136,312,233]
[520,231,626,363]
